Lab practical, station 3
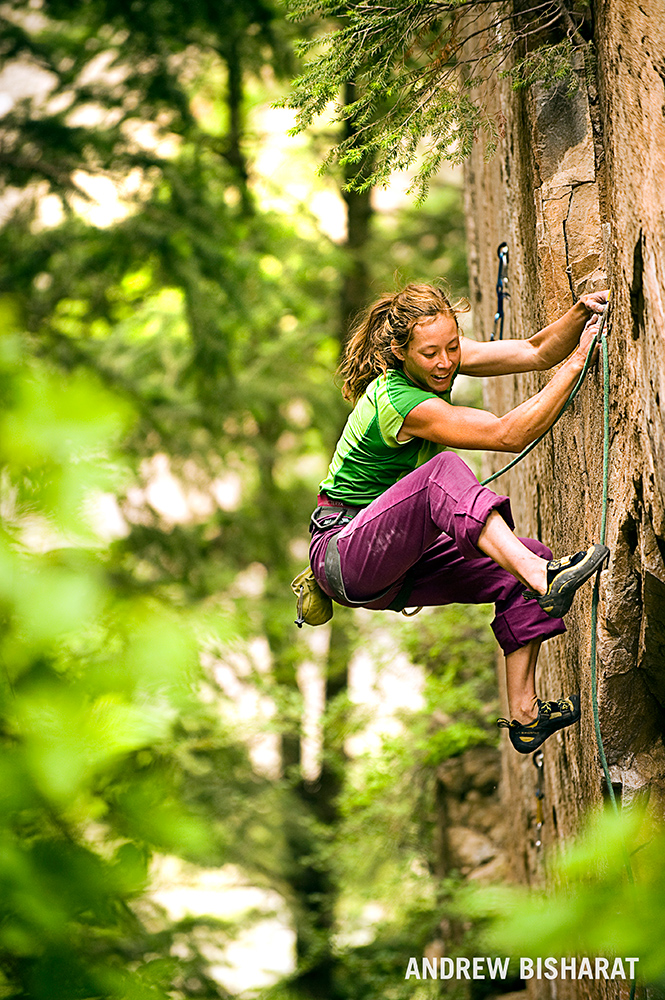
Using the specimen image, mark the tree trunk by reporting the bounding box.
[223,34,252,214]
[285,82,377,996]
[339,81,374,343]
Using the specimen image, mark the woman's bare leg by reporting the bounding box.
[477,512,548,722]
[477,510,548,595]
[505,638,542,723]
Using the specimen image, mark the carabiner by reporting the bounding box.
[491,242,510,341]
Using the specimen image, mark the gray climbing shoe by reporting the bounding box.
[524,543,610,618]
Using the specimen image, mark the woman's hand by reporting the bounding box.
[573,313,601,366]
[579,289,609,316]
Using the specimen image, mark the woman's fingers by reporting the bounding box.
[579,315,601,355]
[581,289,609,314]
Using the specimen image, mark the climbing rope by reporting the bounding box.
[589,331,617,807]
[481,306,609,487]
[593,325,637,1000]
[590,328,636,886]
[486,307,625,822]
[481,303,637,994]
[481,306,624,817]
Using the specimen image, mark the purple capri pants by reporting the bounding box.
[309,451,565,656]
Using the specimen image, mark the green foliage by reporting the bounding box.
[281,0,592,199]
[0,322,248,997]
[0,0,292,190]
[506,37,580,92]
[2,3,349,989]
[0,3,497,997]
[371,179,469,297]
[402,604,498,761]
[333,909,450,1000]
[325,605,496,992]
[0,0,346,606]
[465,808,665,986]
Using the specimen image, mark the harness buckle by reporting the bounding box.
[309,505,358,534]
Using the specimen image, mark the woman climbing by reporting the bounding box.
[309,283,609,754]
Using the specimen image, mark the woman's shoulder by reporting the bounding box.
[383,367,424,393]
[376,369,436,423]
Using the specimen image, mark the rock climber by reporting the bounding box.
[308,283,609,754]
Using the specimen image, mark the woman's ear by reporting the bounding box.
[390,340,405,361]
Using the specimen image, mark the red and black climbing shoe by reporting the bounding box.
[523,543,610,618]
[497,695,581,754]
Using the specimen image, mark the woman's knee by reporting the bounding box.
[428,450,479,482]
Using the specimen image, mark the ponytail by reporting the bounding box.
[338,295,394,405]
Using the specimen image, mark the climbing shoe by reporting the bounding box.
[523,543,610,618]
[497,694,581,754]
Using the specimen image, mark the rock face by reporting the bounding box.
[436,745,507,880]
[463,0,665,975]
[428,745,508,958]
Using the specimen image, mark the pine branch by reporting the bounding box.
[280,0,591,197]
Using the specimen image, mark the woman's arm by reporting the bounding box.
[399,315,600,452]
[459,291,607,377]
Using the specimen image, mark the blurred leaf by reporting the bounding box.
[467,809,665,983]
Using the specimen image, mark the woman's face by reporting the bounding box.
[391,312,460,393]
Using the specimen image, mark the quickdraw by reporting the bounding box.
[491,242,510,341]
[533,749,545,851]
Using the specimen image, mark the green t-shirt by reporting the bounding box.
[319,367,458,507]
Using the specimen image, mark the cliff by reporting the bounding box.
[463,0,665,944]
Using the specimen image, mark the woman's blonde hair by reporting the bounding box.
[338,283,469,405]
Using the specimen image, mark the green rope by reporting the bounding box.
[481,311,628,833]
[481,314,607,487]
[590,335,636,892]
[589,334,618,810]
[590,334,637,997]
[481,312,637,994]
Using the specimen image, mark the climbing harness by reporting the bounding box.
[533,750,545,852]
[296,502,418,618]
[310,504,361,534]
[324,531,389,606]
[589,321,617,810]
[309,504,379,607]
[292,498,425,625]
[291,504,365,627]
[491,242,510,341]
[323,531,420,612]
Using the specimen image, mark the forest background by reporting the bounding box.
[0,2,493,998]
[1,2,663,999]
